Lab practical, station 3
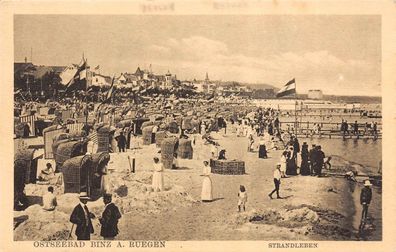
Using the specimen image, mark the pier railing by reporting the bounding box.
[279,121,382,139]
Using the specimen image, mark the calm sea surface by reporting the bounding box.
[299,137,381,169]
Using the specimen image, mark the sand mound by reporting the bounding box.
[233,204,352,239]
[14,205,70,241]
[241,207,319,228]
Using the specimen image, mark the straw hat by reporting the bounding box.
[364,180,372,186]
[79,192,90,199]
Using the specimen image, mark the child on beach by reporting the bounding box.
[238,185,248,212]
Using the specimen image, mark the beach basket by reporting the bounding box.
[177,139,193,159]
[55,140,88,169]
[182,117,193,130]
[161,137,178,169]
[167,121,179,134]
[155,131,168,147]
[91,152,110,196]
[142,126,154,145]
[97,125,110,153]
[14,149,38,184]
[62,155,94,195]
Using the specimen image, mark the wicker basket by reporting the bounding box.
[167,121,179,134]
[55,141,88,168]
[155,131,168,147]
[97,125,110,153]
[161,137,178,169]
[142,126,154,145]
[177,139,193,159]
[62,155,94,195]
[210,159,245,175]
[14,149,36,184]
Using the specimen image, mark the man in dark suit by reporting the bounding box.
[70,192,95,240]
[99,194,122,240]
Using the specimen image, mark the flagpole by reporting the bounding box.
[294,80,297,137]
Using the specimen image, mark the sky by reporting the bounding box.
[14,15,381,96]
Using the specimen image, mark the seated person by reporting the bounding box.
[218,149,227,160]
[42,186,57,211]
[38,163,54,181]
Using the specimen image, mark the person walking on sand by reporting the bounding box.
[360,180,372,223]
[70,192,95,240]
[99,193,122,240]
[152,157,164,192]
[238,185,248,212]
[268,163,282,199]
[201,161,213,202]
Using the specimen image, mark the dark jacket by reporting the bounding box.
[360,187,372,204]
[116,135,127,148]
[99,203,122,238]
[70,204,94,239]
[316,150,325,165]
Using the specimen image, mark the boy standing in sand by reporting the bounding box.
[268,164,282,199]
[360,180,372,222]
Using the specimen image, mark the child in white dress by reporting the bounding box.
[238,185,248,212]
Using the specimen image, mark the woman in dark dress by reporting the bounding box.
[286,146,297,175]
[300,142,310,175]
[258,137,268,159]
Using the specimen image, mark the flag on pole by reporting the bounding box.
[276,78,296,98]
[65,59,87,89]
[99,75,116,104]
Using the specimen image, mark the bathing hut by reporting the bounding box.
[177,139,193,159]
[142,126,154,145]
[161,137,179,169]
[62,154,94,196]
[155,131,168,147]
[97,125,110,153]
[14,148,40,184]
[91,152,110,197]
[54,140,88,170]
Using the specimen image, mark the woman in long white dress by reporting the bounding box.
[201,161,213,202]
[280,151,288,178]
[152,157,164,191]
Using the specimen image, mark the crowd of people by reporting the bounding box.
[15,96,379,240]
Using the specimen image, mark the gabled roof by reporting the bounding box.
[14,62,35,74]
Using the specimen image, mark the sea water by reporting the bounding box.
[299,137,381,170]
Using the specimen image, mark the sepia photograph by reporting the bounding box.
[11,14,384,243]
[0,0,393,249]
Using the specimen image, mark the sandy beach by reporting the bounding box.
[13,129,382,241]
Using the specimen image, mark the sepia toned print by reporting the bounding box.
[11,14,383,242]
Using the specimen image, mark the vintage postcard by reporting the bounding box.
[1,0,395,251]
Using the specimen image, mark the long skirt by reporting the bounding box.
[100,175,110,193]
[300,159,310,175]
[258,145,268,158]
[152,171,164,191]
[201,176,213,201]
[280,162,287,174]
[286,159,297,175]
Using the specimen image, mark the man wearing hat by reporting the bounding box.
[99,194,122,240]
[268,163,282,199]
[218,149,227,160]
[70,192,95,240]
[360,180,373,222]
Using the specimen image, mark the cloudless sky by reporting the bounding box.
[14,15,381,96]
